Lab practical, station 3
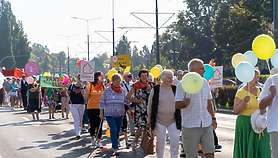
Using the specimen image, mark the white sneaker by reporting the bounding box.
[97,143,103,148]
[10,107,13,110]
[91,139,95,146]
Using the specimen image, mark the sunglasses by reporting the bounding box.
[127,76,132,78]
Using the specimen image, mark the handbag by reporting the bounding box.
[53,91,60,101]
[140,125,154,155]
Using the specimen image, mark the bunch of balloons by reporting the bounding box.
[59,73,69,86]
[232,34,276,83]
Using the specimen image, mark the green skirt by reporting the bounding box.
[233,114,271,158]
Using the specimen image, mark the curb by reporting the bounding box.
[216,108,235,115]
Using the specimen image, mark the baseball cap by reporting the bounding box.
[123,71,132,77]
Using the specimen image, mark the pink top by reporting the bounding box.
[148,85,175,126]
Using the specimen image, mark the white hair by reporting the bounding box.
[160,69,174,80]
[148,73,154,82]
[188,58,204,72]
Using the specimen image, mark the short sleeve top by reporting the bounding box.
[235,87,260,116]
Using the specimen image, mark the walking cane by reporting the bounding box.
[93,118,103,148]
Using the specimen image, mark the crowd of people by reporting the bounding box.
[3,58,278,157]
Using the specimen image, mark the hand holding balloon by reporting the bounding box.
[243,96,250,103]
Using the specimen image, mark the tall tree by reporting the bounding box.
[39,55,52,73]
[115,35,131,55]
[0,0,15,69]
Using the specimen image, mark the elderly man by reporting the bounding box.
[175,59,217,158]
[121,71,135,136]
[258,75,278,157]
[19,75,28,110]
[173,70,184,85]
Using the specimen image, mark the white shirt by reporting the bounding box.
[258,74,278,132]
[19,80,26,89]
[175,78,212,128]
[173,78,181,85]
[122,80,132,93]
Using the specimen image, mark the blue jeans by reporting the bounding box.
[128,106,135,134]
[106,116,123,149]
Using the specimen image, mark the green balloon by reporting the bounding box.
[181,72,204,94]
[155,64,163,72]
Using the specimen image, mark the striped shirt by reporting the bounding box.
[99,86,129,117]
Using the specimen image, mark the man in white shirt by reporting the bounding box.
[121,71,135,136]
[258,75,278,157]
[173,70,184,85]
[175,59,217,158]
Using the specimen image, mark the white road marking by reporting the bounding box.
[218,124,235,130]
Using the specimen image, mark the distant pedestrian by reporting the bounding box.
[68,74,85,139]
[19,75,28,110]
[28,76,41,121]
[59,88,70,119]
[10,77,18,110]
[45,88,56,119]
[3,78,10,106]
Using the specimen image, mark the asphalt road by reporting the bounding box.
[0,105,237,158]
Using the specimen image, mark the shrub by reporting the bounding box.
[259,75,269,84]
[216,85,239,108]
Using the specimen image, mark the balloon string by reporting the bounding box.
[247,83,250,108]
[266,60,274,84]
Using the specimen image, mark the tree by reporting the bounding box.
[115,35,131,55]
[212,0,273,71]
[0,0,15,69]
[39,55,52,73]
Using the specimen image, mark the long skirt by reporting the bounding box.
[233,114,271,158]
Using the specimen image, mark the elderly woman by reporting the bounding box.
[233,69,271,158]
[126,68,155,151]
[147,70,181,158]
[99,73,129,155]
[68,74,85,139]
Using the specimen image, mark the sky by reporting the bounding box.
[10,0,186,60]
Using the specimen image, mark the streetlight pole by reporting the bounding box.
[71,17,101,61]
[112,0,116,56]
[155,0,160,64]
[58,35,76,76]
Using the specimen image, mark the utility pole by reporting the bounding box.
[274,0,278,47]
[58,35,76,76]
[112,0,116,56]
[155,0,160,64]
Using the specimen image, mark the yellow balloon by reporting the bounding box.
[150,67,160,78]
[43,72,50,76]
[231,53,248,68]
[252,34,276,60]
[124,66,131,72]
[107,69,117,81]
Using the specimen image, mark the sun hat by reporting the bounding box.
[251,109,267,134]
[123,71,132,77]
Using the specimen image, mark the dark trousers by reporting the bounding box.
[213,130,219,146]
[0,88,3,105]
[21,91,27,109]
[87,109,103,139]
